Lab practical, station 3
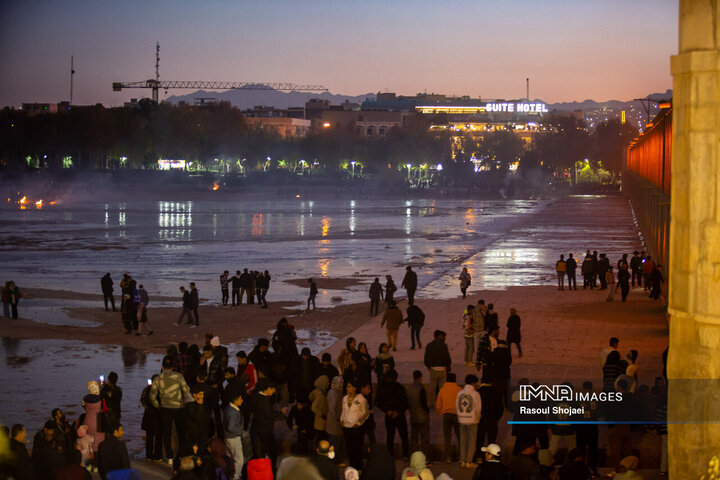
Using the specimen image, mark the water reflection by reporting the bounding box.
[321,216,331,237]
[318,257,331,278]
[252,214,264,237]
[298,214,306,236]
[121,345,147,369]
[464,207,476,227]
[349,200,356,235]
[483,247,541,264]
[2,336,20,362]
[158,201,193,240]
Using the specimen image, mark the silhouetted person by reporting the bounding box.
[402,266,418,305]
[101,273,115,312]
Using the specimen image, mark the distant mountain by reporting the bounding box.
[547,89,673,111]
[165,88,375,109]
[164,87,673,117]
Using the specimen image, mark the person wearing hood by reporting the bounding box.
[360,444,395,480]
[310,375,330,441]
[402,451,435,480]
[82,381,105,453]
[456,374,481,469]
[326,376,345,465]
[245,457,273,480]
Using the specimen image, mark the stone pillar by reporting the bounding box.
[668,0,720,476]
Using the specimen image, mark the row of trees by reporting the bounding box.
[0,100,636,184]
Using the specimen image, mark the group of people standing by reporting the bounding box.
[220,269,271,308]
[368,266,418,316]
[101,272,154,335]
[554,249,664,303]
[0,372,129,480]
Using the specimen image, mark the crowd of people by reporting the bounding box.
[554,250,664,303]
[0,313,666,480]
[0,246,668,480]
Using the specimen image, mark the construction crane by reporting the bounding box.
[113,42,328,103]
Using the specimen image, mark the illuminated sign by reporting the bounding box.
[416,106,487,114]
[158,159,187,170]
[485,102,548,113]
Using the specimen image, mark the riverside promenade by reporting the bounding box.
[71,195,671,479]
[321,195,669,479]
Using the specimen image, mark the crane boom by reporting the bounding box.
[113,80,328,100]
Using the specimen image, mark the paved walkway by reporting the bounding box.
[321,195,668,478]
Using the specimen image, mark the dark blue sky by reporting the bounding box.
[0,0,677,107]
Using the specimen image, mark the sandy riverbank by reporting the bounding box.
[2,282,669,383]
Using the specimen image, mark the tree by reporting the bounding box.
[476,130,525,172]
[592,119,637,173]
[534,115,591,184]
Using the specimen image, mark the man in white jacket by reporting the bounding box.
[456,374,481,469]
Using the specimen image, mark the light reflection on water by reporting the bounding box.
[0,197,584,306]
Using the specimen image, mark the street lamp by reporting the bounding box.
[350,161,356,178]
[406,163,412,182]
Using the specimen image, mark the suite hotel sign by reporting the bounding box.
[485,102,549,113]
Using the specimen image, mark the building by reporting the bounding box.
[317,110,413,137]
[21,102,70,114]
[244,117,311,138]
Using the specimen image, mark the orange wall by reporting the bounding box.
[627,109,672,195]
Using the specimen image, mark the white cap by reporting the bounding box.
[481,444,501,456]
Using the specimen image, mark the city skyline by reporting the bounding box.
[0,0,677,108]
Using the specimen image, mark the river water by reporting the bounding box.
[0,194,645,455]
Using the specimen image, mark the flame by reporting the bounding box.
[19,196,27,204]
[35,200,43,208]
[212,182,220,191]
[49,201,57,205]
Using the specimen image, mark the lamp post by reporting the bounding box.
[350,161,356,178]
[406,163,412,183]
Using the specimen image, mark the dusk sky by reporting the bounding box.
[0,0,677,108]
